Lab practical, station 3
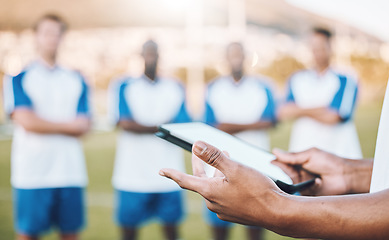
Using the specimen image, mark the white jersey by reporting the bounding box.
[286,69,362,159]
[3,62,90,189]
[370,79,389,193]
[110,75,190,193]
[204,76,277,150]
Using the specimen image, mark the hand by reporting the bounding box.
[278,103,302,120]
[66,117,90,136]
[216,123,242,135]
[272,148,349,196]
[159,141,286,227]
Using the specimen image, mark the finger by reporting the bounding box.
[159,168,207,195]
[192,141,236,177]
[192,153,207,177]
[271,160,300,183]
[272,148,310,165]
[222,151,230,158]
[213,151,230,178]
[213,169,225,178]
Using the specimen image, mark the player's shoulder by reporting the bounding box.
[246,75,275,90]
[330,68,359,85]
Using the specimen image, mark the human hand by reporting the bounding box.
[66,116,90,136]
[278,103,302,120]
[159,141,286,227]
[272,148,349,196]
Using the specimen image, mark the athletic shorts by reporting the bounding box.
[13,187,85,236]
[115,190,184,227]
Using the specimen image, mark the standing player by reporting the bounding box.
[2,14,90,240]
[110,40,191,240]
[279,27,362,159]
[203,42,277,240]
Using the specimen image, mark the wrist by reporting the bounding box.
[343,159,373,194]
[268,192,302,237]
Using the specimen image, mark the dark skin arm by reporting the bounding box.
[117,119,158,134]
[12,108,90,137]
[278,103,341,125]
[159,141,389,240]
[217,121,274,135]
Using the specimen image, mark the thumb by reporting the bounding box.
[272,148,309,166]
[192,141,235,177]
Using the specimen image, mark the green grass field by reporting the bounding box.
[0,102,383,240]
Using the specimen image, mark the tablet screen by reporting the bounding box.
[159,122,293,184]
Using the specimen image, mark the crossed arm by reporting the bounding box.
[216,121,274,135]
[278,103,341,124]
[117,120,158,133]
[12,108,90,137]
[159,141,389,239]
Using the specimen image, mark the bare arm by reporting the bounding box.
[278,103,341,125]
[159,142,387,240]
[117,120,158,134]
[12,108,90,137]
[216,121,274,135]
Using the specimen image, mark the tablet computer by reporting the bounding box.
[156,122,315,194]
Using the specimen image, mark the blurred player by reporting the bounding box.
[279,27,362,159]
[203,42,277,240]
[2,14,91,240]
[109,40,191,240]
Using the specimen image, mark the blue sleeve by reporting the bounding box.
[329,75,358,122]
[204,101,217,126]
[285,79,295,103]
[11,72,33,110]
[260,87,277,123]
[76,77,90,116]
[118,82,132,120]
[172,101,191,123]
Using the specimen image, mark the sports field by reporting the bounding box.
[0,102,382,240]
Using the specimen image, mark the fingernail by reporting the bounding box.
[159,170,165,176]
[193,142,208,155]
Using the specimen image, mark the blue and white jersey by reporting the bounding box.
[204,75,276,151]
[286,68,362,159]
[110,75,191,193]
[2,61,90,189]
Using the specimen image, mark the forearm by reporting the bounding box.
[118,120,158,133]
[217,122,273,134]
[274,191,389,239]
[300,107,341,125]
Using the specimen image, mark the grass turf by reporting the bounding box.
[0,102,382,239]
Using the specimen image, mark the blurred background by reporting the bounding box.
[0,0,388,239]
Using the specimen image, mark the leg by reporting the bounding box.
[211,226,229,240]
[115,191,152,240]
[121,227,138,240]
[16,234,39,240]
[157,191,184,240]
[13,188,53,240]
[56,188,85,239]
[162,224,178,240]
[247,227,264,240]
[60,233,78,240]
[206,208,231,240]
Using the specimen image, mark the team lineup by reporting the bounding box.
[4,13,389,240]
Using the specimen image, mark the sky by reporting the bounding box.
[286,0,389,42]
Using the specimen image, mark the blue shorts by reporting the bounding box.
[205,207,232,227]
[13,187,85,236]
[115,190,184,228]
